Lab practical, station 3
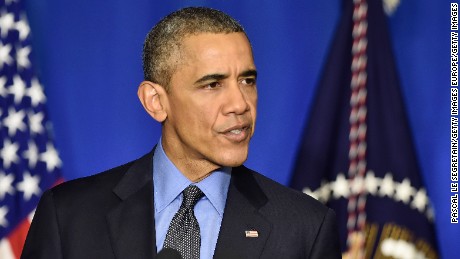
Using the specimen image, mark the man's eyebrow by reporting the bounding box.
[239,69,257,78]
[194,74,228,85]
[193,69,257,85]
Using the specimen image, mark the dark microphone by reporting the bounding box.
[156,248,183,259]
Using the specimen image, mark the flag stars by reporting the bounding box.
[364,171,379,195]
[0,42,13,69]
[0,172,15,200]
[27,78,47,106]
[1,139,19,169]
[378,173,395,198]
[0,2,64,238]
[23,141,39,168]
[15,18,30,40]
[40,143,62,172]
[411,188,428,213]
[394,178,415,204]
[318,181,331,203]
[0,11,15,38]
[331,173,350,199]
[304,171,433,219]
[302,181,331,203]
[16,45,31,69]
[3,107,26,136]
[28,111,44,134]
[0,205,9,228]
[17,172,41,201]
[9,75,27,104]
[351,175,365,194]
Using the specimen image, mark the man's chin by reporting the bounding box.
[214,150,249,168]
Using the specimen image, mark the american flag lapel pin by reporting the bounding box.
[245,230,259,238]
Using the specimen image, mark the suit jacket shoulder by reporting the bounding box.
[51,160,132,201]
[251,166,329,213]
[215,165,341,259]
[22,152,156,259]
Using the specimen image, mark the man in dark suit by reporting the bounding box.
[22,7,341,259]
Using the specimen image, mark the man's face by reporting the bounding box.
[162,32,257,170]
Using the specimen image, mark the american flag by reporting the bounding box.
[0,0,63,257]
[290,0,438,258]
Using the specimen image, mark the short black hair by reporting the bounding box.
[142,7,247,90]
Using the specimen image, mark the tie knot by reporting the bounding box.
[182,185,204,208]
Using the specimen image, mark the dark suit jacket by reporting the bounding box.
[21,151,341,259]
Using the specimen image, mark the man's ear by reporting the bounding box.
[137,81,168,123]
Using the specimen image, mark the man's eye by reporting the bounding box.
[204,82,221,89]
[241,78,256,86]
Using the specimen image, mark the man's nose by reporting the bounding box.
[222,83,250,115]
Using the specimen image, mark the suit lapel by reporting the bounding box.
[106,151,157,259]
[214,166,271,259]
[105,152,271,258]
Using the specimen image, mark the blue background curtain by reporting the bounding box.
[24,0,456,257]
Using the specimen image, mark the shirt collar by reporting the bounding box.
[153,139,231,217]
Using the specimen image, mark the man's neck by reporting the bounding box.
[161,139,220,182]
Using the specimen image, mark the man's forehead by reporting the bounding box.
[179,32,252,59]
[168,32,255,85]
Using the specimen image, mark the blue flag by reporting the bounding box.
[290,0,438,258]
[0,0,63,257]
